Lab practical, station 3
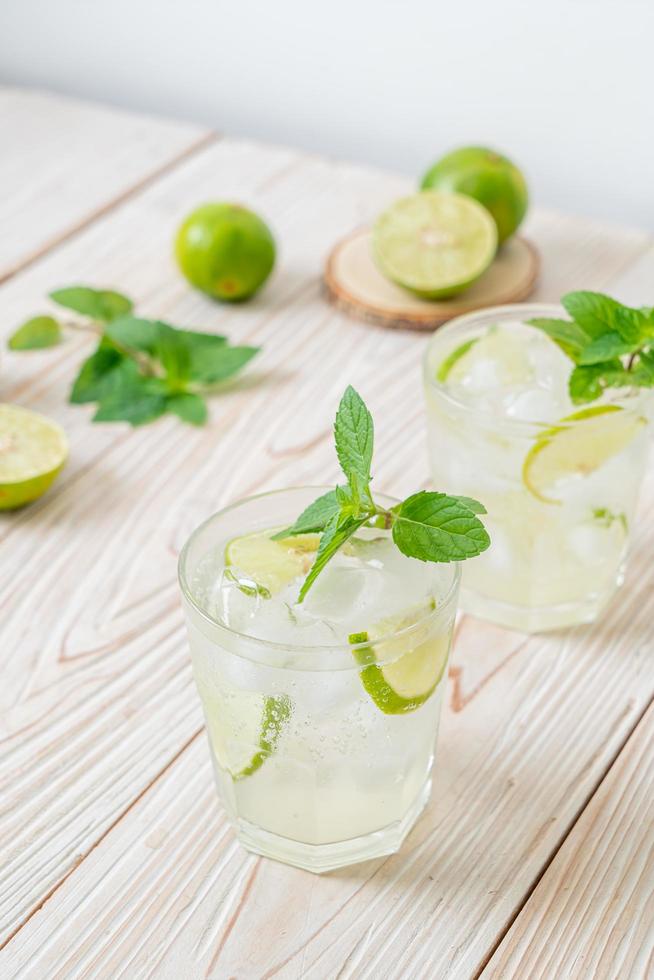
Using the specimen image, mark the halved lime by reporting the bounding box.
[0,404,68,510]
[349,601,450,714]
[225,531,319,594]
[420,146,529,244]
[372,191,497,299]
[523,405,646,505]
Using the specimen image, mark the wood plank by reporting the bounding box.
[1,130,653,975]
[485,697,654,979]
[0,88,211,282]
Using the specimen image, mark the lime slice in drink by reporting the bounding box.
[372,190,497,299]
[438,326,533,386]
[225,531,319,594]
[0,404,68,510]
[197,676,292,780]
[349,601,450,714]
[522,405,646,505]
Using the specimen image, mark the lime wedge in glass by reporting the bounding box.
[196,675,292,780]
[372,190,497,299]
[522,405,646,505]
[439,326,533,386]
[0,404,68,510]
[225,531,319,594]
[349,601,450,714]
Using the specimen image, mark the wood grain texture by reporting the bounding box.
[486,696,654,979]
[1,93,654,979]
[0,87,211,282]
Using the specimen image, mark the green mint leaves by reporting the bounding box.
[50,286,133,322]
[8,285,260,427]
[282,385,490,601]
[334,386,374,504]
[8,316,62,350]
[529,291,654,405]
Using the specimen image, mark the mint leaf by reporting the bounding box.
[156,323,191,391]
[568,360,631,404]
[188,344,259,385]
[93,372,168,425]
[166,392,207,425]
[8,316,62,350]
[392,491,490,562]
[69,343,126,403]
[177,328,228,349]
[50,286,133,322]
[577,332,637,365]
[334,385,374,493]
[272,489,340,539]
[527,317,590,361]
[448,495,487,515]
[561,292,647,344]
[105,316,160,353]
[297,514,367,602]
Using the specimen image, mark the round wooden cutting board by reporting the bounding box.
[324,227,539,331]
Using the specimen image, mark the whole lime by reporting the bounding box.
[421,147,528,244]
[175,203,276,302]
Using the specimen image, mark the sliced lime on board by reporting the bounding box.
[224,531,319,594]
[0,404,68,510]
[350,601,450,714]
[522,405,646,505]
[372,191,497,299]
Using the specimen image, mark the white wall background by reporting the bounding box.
[1,0,652,230]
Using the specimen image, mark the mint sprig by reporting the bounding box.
[281,385,490,601]
[8,285,260,426]
[528,291,654,405]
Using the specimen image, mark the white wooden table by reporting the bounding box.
[1,89,653,980]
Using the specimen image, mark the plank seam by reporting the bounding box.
[475,689,654,979]
[0,728,203,951]
[0,130,219,286]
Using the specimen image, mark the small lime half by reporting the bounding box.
[350,601,450,714]
[0,404,68,510]
[522,405,646,505]
[225,530,319,595]
[372,190,497,299]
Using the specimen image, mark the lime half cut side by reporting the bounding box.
[0,404,68,510]
[224,530,319,595]
[372,190,497,299]
[350,601,451,715]
[522,405,646,505]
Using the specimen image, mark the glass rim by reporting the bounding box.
[177,485,461,660]
[423,302,650,431]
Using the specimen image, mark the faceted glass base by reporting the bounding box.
[231,778,432,873]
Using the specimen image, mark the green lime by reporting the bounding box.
[522,405,646,505]
[372,191,497,299]
[225,530,319,594]
[0,404,68,510]
[421,146,528,244]
[175,203,276,302]
[349,601,450,714]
